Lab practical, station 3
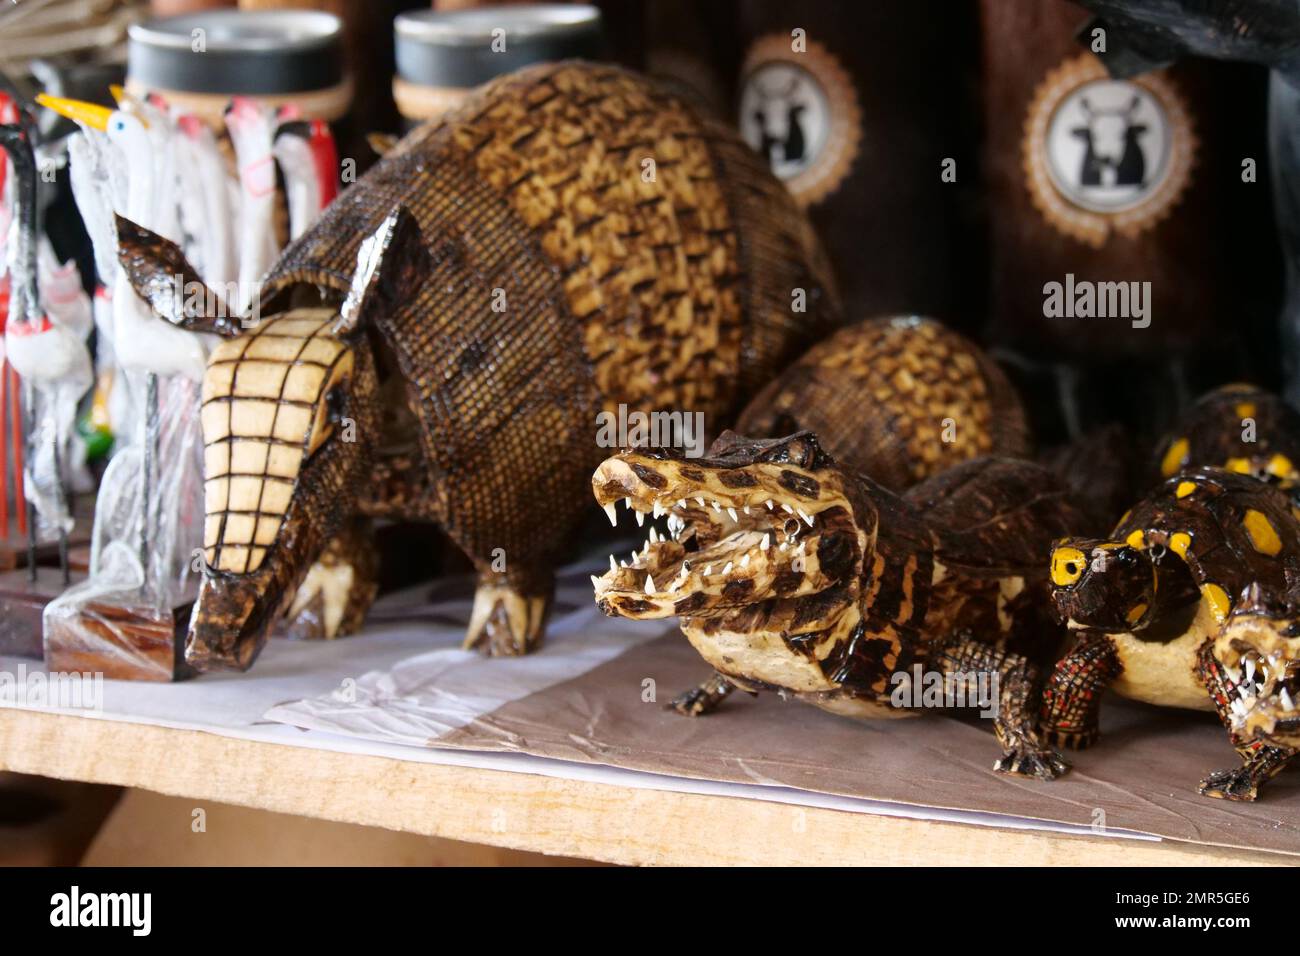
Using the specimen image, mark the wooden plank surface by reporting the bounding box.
[0,708,1289,866]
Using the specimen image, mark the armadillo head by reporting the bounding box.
[189,308,380,669]
[115,208,427,671]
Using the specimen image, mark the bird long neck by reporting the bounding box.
[1,128,40,327]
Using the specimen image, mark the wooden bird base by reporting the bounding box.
[43,590,196,682]
[0,567,85,659]
[0,495,95,571]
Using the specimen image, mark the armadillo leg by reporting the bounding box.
[667,672,737,717]
[937,633,1069,781]
[1199,744,1297,802]
[282,516,379,640]
[1039,630,1122,750]
[463,565,553,657]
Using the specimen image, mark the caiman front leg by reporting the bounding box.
[281,516,379,640]
[463,564,553,657]
[668,672,737,716]
[1200,744,1297,802]
[937,633,1068,781]
[1039,630,1123,750]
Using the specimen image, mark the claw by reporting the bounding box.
[1198,767,1260,802]
[463,578,550,656]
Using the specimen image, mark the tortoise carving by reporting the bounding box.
[114,61,839,671]
[735,315,1030,491]
[1043,466,1300,800]
[1152,383,1300,491]
[591,431,1083,778]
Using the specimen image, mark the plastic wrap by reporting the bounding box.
[44,373,204,679]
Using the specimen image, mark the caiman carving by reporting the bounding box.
[592,431,1083,778]
[115,62,839,670]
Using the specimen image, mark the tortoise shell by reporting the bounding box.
[736,316,1029,491]
[904,456,1084,577]
[1152,384,1300,489]
[1112,467,1300,624]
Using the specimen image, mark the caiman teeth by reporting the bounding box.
[645,574,656,594]
[604,502,617,526]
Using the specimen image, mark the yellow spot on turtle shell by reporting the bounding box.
[1169,532,1191,558]
[1235,402,1257,419]
[1202,583,1231,623]
[1161,438,1189,477]
[1126,529,1145,549]
[1243,509,1283,556]
[1225,457,1251,474]
[1175,481,1196,498]
[1126,603,1148,625]
[1269,454,1296,479]
[1050,546,1086,587]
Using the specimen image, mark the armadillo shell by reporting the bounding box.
[258,62,840,569]
[736,316,1029,491]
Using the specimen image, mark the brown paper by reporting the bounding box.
[438,631,1300,857]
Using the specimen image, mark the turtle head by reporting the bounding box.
[590,431,874,625]
[1210,587,1300,748]
[1049,538,1157,631]
[115,208,427,670]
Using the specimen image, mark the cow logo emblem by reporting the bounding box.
[1024,54,1195,247]
[738,35,860,207]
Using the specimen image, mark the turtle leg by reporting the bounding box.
[463,564,553,657]
[281,516,379,640]
[668,672,737,716]
[937,634,1069,781]
[1039,631,1122,750]
[1199,744,1297,802]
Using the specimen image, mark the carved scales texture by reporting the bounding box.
[261,63,838,580]
[201,309,352,574]
[738,318,1029,491]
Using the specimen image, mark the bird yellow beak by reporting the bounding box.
[108,84,127,106]
[35,93,114,132]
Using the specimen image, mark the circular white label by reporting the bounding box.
[1043,78,1171,214]
[738,61,831,182]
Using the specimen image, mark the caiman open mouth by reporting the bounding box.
[589,432,868,621]
[1213,617,1300,745]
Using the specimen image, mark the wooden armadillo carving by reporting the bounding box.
[115,62,840,671]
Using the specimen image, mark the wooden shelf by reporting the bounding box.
[0,708,1288,866]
